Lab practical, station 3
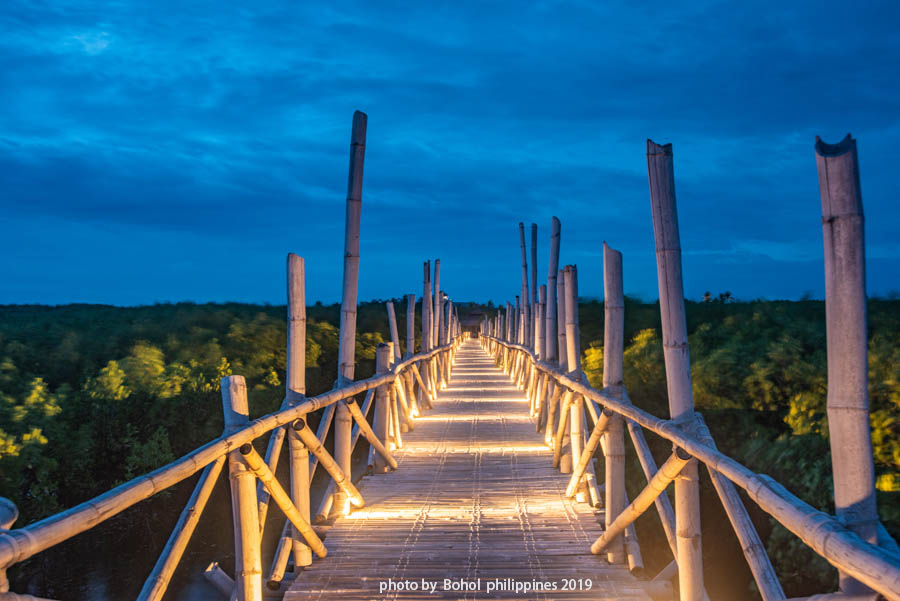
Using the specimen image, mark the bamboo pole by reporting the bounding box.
[627,420,678,558]
[390,386,403,449]
[204,562,234,598]
[290,418,364,509]
[566,409,611,498]
[423,261,432,352]
[137,455,226,601]
[537,285,546,360]
[530,222,538,350]
[393,379,414,430]
[647,138,703,601]
[563,265,581,375]
[603,242,627,565]
[591,450,691,555]
[815,134,880,594]
[239,444,327,558]
[556,269,567,370]
[222,376,262,601]
[544,383,563,447]
[545,216,561,361]
[334,112,366,514]
[373,344,392,473]
[265,521,292,590]
[345,396,397,469]
[693,415,785,601]
[284,252,312,566]
[405,294,416,358]
[433,259,441,348]
[386,301,402,362]
[553,390,572,470]
[518,223,530,345]
[569,393,586,501]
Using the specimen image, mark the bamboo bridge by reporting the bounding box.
[0,111,898,601]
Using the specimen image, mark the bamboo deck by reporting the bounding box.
[285,340,665,601]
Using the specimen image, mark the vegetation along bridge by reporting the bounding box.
[0,111,898,601]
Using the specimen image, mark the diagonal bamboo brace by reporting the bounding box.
[345,397,398,469]
[552,390,572,468]
[566,408,611,498]
[291,418,364,508]
[239,444,327,558]
[591,449,691,555]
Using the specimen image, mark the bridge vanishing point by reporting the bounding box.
[0,111,898,601]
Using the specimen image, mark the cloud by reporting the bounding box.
[0,0,897,304]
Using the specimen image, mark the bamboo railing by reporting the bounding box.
[0,110,466,601]
[479,134,900,601]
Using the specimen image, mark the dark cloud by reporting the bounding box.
[0,0,897,305]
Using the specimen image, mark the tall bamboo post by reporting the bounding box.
[333,111,367,515]
[386,301,402,362]
[405,294,416,358]
[647,139,703,601]
[518,223,530,345]
[222,376,262,601]
[373,344,392,473]
[545,217,561,361]
[563,265,581,375]
[563,266,585,497]
[423,261,432,352]
[286,253,312,567]
[556,269,567,370]
[603,243,626,564]
[531,222,538,349]
[537,285,547,360]
[433,259,442,348]
[815,134,881,593]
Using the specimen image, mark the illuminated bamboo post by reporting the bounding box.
[423,261,432,352]
[545,217,561,362]
[373,344,392,473]
[815,134,880,597]
[222,376,262,601]
[647,139,703,601]
[386,301,402,362]
[531,222,538,349]
[433,259,442,348]
[519,223,530,345]
[563,265,585,499]
[537,285,546,359]
[265,522,292,590]
[283,253,312,568]
[334,111,367,515]
[556,269,567,370]
[603,243,627,564]
[405,294,415,358]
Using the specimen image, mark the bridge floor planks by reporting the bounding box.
[285,339,661,601]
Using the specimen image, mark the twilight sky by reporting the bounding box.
[1,1,898,306]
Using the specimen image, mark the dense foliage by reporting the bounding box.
[0,297,897,599]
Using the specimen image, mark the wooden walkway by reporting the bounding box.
[286,339,665,600]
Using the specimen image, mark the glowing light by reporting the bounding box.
[343,500,352,516]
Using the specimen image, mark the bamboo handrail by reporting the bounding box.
[483,335,900,601]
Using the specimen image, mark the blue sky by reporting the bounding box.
[1,1,898,305]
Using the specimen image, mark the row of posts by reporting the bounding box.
[481,135,889,600]
[215,110,463,599]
